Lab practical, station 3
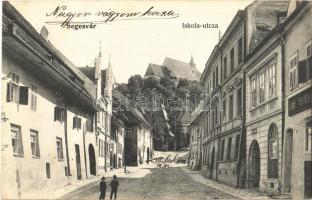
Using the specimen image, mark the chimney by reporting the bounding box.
[40,26,49,40]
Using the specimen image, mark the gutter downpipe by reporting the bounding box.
[277,15,286,195]
[237,16,247,189]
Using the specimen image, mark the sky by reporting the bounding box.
[9,0,253,84]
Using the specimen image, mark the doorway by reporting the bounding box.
[88,144,96,176]
[147,147,150,164]
[75,144,82,180]
[248,140,260,188]
[210,147,215,179]
[168,142,174,151]
[284,129,293,193]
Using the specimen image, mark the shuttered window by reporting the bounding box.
[19,86,28,105]
[54,106,65,122]
[289,53,298,90]
[73,116,82,130]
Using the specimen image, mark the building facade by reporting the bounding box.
[191,0,311,198]
[112,90,153,166]
[1,2,102,199]
[283,1,312,198]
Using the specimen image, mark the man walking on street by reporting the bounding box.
[99,177,106,200]
[110,175,119,200]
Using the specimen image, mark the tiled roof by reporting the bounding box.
[79,66,95,81]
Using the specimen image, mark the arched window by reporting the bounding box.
[268,124,278,178]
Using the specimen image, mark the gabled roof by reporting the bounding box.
[145,63,177,79]
[247,0,289,51]
[163,57,201,81]
[79,66,96,81]
[112,89,151,129]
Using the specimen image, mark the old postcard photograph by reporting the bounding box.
[1,0,312,199]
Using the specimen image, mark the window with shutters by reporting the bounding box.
[19,86,29,105]
[227,137,232,160]
[11,124,23,156]
[268,124,278,178]
[86,119,93,132]
[259,72,265,103]
[73,116,82,130]
[31,85,37,111]
[7,73,20,103]
[268,65,276,98]
[289,53,298,90]
[30,129,40,158]
[305,40,312,81]
[54,106,65,122]
[56,137,64,161]
[251,78,257,108]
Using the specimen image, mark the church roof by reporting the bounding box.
[162,57,201,81]
[144,57,201,81]
[145,63,177,78]
[79,66,95,81]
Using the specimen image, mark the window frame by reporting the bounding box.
[30,129,40,158]
[56,137,64,161]
[11,124,24,157]
[268,124,278,178]
[289,52,299,90]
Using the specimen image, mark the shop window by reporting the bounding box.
[268,124,278,178]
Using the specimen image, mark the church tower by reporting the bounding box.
[95,43,102,101]
[190,55,196,67]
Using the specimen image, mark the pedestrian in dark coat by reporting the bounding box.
[110,175,119,200]
[99,177,106,200]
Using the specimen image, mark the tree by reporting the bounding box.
[128,75,143,96]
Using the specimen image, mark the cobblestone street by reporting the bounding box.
[60,167,239,200]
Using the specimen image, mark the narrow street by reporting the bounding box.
[60,167,239,200]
